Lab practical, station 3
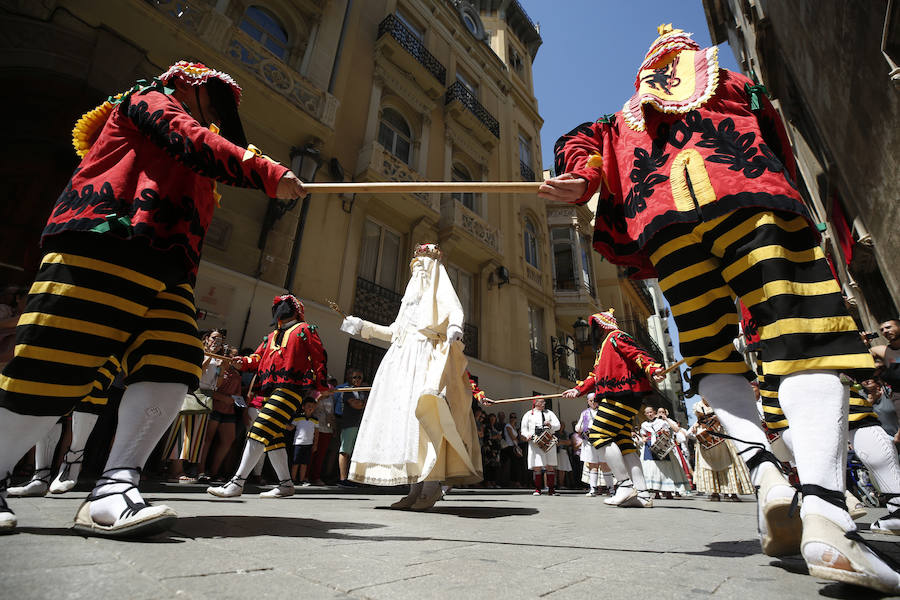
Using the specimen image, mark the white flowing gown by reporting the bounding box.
[347,257,482,486]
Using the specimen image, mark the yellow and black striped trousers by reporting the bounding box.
[647,208,873,388]
[248,387,305,452]
[587,394,643,455]
[0,242,203,416]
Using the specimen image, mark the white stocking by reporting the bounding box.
[267,447,292,484]
[60,412,99,484]
[850,425,900,494]
[90,382,185,526]
[235,439,266,481]
[598,442,627,482]
[35,422,62,473]
[602,470,615,488]
[622,451,647,491]
[778,371,854,531]
[588,469,598,489]
[0,408,59,486]
[699,374,776,486]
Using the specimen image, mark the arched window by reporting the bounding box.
[451,163,477,212]
[524,217,540,269]
[378,108,412,164]
[240,6,289,59]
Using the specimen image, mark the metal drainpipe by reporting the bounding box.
[329,0,353,94]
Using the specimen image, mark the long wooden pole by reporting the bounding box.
[659,358,686,377]
[303,181,542,195]
[490,393,565,405]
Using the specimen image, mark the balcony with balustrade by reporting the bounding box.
[355,140,440,215]
[463,322,478,358]
[445,81,500,148]
[520,160,536,182]
[376,14,446,99]
[352,277,402,326]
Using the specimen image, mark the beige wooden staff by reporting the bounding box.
[204,351,234,362]
[659,358,686,377]
[303,181,542,195]
[490,392,565,405]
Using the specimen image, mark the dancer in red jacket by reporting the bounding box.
[0,60,304,538]
[562,310,663,507]
[543,24,889,592]
[208,295,328,499]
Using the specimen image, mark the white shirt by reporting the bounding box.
[292,416,318,445]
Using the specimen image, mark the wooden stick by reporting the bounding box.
[331,386,371,393]
[303,181,542,195]
[659,358,686,377]
[204,351,234,362]
[491,393,565,405]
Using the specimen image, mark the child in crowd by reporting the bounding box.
[291,398,319,485]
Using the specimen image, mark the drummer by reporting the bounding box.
[520,398,561,496]
[686,400,754,501]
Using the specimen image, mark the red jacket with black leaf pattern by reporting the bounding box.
[554,68,812,280]
[239,321,329,395]
[44,86,289,276]
[575,330,661,399]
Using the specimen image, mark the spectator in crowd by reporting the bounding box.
[165,329,223,483]
[308,377,337,485]
[482,412,501,488]
[687,400,753,501]
[290,398,319,485]
[336,370,367,487]
[499,412,522,488]
[198,345,242,482]
[871,319,900,415]
[640,406,688,499]
[555,421,573,488]
[861,376,899,440]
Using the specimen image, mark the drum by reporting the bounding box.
[650,427,675,460]
[696,414,725,450]
[532,429,557,452]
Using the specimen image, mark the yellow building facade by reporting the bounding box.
[1,0,659,427]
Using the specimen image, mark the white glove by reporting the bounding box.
[340,315,363,336]
[447,324,463,343]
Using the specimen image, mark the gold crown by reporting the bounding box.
[413,243,443,261]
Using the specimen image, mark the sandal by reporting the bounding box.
[50,450,85,494]
[73,468,176,538]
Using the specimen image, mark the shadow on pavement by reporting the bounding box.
[168,515,387,540]
[403,506,538,519]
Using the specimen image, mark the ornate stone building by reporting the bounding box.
[0,0,659,425]
[702,0,900,332]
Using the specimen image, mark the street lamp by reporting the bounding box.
[573,316,590,345]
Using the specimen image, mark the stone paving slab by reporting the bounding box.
[2,485,899,599]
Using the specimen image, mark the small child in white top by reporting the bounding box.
[291,398,319,484]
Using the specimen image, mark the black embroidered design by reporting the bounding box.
[53,176,122,219]
[623,136,669,218]
[668,111,795,187]
[125,95,267,191]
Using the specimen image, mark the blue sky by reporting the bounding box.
[518,0,741,421]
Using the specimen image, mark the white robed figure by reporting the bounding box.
[339,243,482,510]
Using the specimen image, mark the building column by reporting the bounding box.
[363,74,384,146]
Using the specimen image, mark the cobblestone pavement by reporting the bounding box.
[2,484,898,599]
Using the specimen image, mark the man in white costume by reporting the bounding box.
[339,243,482,510]
[520,398,561,495]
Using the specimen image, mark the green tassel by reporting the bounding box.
[745,82,769,111]
[90,214,133,235]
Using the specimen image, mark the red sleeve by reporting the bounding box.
[467,371,486,402]
[611,332,661,375]
[240,337,267,372]
[553,120,613,204]
[123,90,289,197]
[574,374,596,396]
[299,324,329,392]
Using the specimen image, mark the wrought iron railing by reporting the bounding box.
[558,363,579,382]
[445,81,500,138]
[352,277,402,326]
[617,318,665,365]
[463,322,478,358]
[378,14,446,85]
[531,348,549,380]
[553,278,595,297]
[519,160,535,181]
